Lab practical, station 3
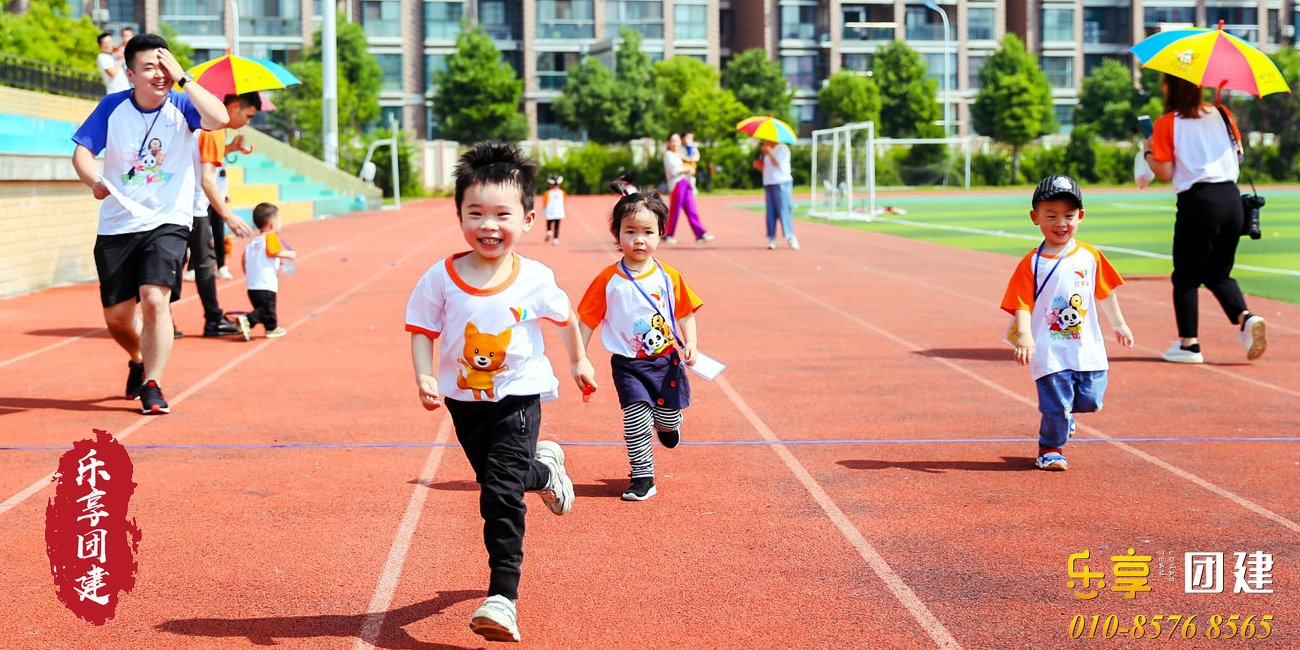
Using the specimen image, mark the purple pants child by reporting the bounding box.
[667,179,708,240]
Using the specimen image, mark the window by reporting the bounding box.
[1082,7,1128,45]
[841,53,874,74]
[967,55,987,90]
[1083,54,1125,77]
[239,0,299,37]
[425,1,464,39]
[537,1,594,40]
[107,0,138,27]
[537,103,580,140]
[904,6,953,41]
[425,53,448,87]
[245,44,297,65]
[781,4,818,41]
[374,53,403,92]
[1268,9,1279,44]
[782,55,816,90]
[362,1,402,38]
[608,1,663,40]
[967,7,995,41]
[1042,56,1073,89]
[842,4,893,41]
[480,0,523,40]
[162,0,224,36]
[1054,104,1073,133]
[536,51,579,90]
[500,50,523,78]
[1207,7,1258,41]
[675,4,708,41]
[1143,6,1195,37]
[1042,8,1073,42]
[923,52,957,93]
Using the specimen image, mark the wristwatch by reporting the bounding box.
[178,73,194,89]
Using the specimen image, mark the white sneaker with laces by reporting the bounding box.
[534,440,573,515]
[1241,315,1267,360]
[470,595,520,642]
[1162,341,1204,364]
[788,237,800,250]
[182,269,196,282]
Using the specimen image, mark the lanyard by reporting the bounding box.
[128,91,164,180]
[1032,242,1074,301]
[619,259,680,344]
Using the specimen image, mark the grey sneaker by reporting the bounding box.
[470,595,520,642]
[535,440,573,515]
[1241,315,1267,361]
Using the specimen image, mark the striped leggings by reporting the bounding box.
[623,401,683,478]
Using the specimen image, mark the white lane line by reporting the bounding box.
[0,210,440,519]
[716,375,963,649]
[354,418,453,650]
[725,255,1300,534]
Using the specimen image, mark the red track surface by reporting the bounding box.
[1,195,1297,649]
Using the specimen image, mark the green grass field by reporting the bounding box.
[741,189,1300,304]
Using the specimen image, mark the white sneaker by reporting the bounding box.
[236,315,251,341]
[182,269,196,282]
[663,236,677,244]
[788,237,800,250]
[534,440,573,515]
[767,239,777,250]
[470,595,520,642]
[1241,315,1267,361]
[217,266,234,280]
[1162,341,1204,364]
[551,238,560,246]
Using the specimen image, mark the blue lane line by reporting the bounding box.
[2,436,1298,452]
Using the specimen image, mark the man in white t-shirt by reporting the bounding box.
[95,32,130,95]
[71,32,230,415]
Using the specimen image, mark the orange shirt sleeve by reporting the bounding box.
[1000,251,1037,315]
[198,129,225,165]
[264,233,283,257]
[577,265,617,330]
[1151,113,1175,163]
[665,266,703,319]
[1086,245,1125,300]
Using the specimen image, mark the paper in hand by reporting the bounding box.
[281,259,295,277]
[685,351,725,380]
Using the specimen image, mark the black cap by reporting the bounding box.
[1032,174,1083,208]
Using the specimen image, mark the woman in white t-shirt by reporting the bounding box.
[1144,74,1266,364]
[754,140,798,250]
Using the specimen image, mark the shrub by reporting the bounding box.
[972,152,1011,186]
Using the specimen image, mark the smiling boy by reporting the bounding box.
[1001,175,1134,471]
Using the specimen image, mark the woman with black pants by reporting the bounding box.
[1144,74,1267,364]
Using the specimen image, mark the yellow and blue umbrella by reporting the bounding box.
[1129,21,1289,97]
[187,54,301,97]
[736,115,797,144]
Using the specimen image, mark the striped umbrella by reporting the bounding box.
[187,54,301,97]
[736,115,797,144]
[1129,21,1289,97]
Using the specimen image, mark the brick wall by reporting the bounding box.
[0,180,100,297]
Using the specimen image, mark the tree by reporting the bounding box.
[1063,123,1100,182]
[614,29,660,139]
[872,41,939,137]
[971,34,1057,180]
[1074,59,1141,139]
[157,24,194,70]
[553,58,628,143]
[817,71,881,128]
[722,48,792,122]
[431,26,526,142]
[277,18,382,161]
[654,56,745,142]
[0,0,100,73]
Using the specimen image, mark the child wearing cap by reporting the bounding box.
[1000,175,1134,471]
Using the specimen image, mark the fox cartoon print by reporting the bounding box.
[457,322,511,399]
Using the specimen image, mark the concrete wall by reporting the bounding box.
[232,127,383,208]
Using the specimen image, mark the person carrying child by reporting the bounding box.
[1001,175,1134,471]
[577,182,704,500]
[235,203,296,340]
[541,174,566,246]
[405,141,597,643]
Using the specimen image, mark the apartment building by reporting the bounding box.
[53,0,1300,139]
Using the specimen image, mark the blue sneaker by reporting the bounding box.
[1036,451,1068,471]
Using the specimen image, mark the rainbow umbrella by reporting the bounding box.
[1129,21,1290,97]
[736,115,797,144]
[186,54,301,97]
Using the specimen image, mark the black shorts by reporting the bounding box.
[93,223,190,307]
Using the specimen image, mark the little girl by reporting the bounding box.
[541,175,566,245]
[578,185,703,501]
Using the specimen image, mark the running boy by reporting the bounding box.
[541,174,565,245]
[235,203,295,340]
[405,141,597,642]
[71,32,230,414]
[578,184,703,500]
[1001,175,1134,471]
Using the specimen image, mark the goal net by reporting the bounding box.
[809,121,973,220]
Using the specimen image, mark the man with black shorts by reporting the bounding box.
[71,33,229,414]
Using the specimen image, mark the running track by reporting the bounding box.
[1,194,1296,648]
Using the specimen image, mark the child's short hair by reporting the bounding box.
[608,188,669,237]
[253,202,279,229]
[223,92,262,111]
[453,141,538,214]
[124,33,168,69]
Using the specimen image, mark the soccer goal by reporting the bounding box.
[810,121,973,220]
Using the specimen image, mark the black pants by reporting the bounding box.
[444,395,550,600]
[245,290,278,331]
[1173,181,1249,338]
[208,205,227,269]
[186,215,223,324]
[547,219,561,238]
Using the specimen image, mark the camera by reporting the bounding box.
[1241,193,1264,240]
